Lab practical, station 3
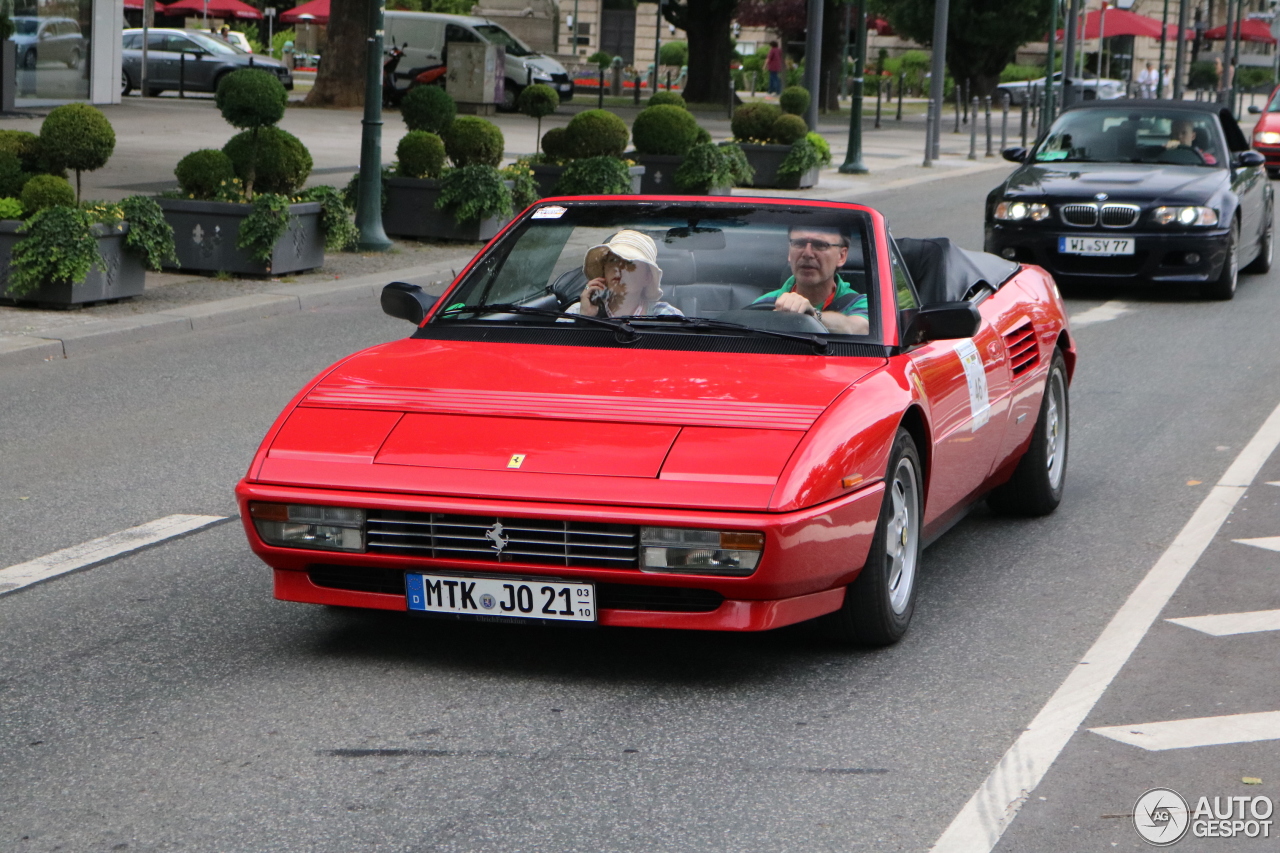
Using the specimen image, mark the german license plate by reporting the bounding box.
[406,573,596,622]
[1059,236,1135,256]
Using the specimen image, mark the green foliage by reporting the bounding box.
[632,105,701,156]
[648,90,687,109]
[0,150,28,199]
[502,158,540,210]
[540,126,570,162]
[298,184,358,252]
[564,109,629,158]
[175,149,238,200]
[223,126,313,196]
[776,137,824,183]
[779,85,810,116]
[1238,66,1274,90]
[0,130,42,174]
[730,101,782,143]
[694,125,712,145]
[518,83,560,119]
[673,142,734,193]
[0,13,13,40]
[236,192,292,265]
[39,104,115,200]
[0,197,22,220]
[20,174,75,213]
[659,40,688,67]
[120,195,178,270]
[721,142,754,185]
[401,84,457,134]
[444,116,505,167]
[999,63,1046,83]
[805,131,832,167]
[215,68,288,130]
[436,164,513,224]
[396,131,447,179]
[343,167,391,212]
[588,50,613,69]
[554,156,632,195]
[1188,60,1219,90]
[271,28,295,59]
[8,206,100,297]
[770,113,808,145]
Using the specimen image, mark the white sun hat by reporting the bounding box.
[583,230,664,298]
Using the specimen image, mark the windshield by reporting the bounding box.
[436,203,878,347]
[473,24,532,57]
[187,31,243,55]
[1033,109,1224,166]
[13,19,38,35]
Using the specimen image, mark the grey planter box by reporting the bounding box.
[0,221,145,308]
[157,197,324,276]
[633,154,731,195]
[736,143,819,189]
[383,176,514,242]
[531,163,645,197]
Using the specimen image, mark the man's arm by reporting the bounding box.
[817,311,869,335]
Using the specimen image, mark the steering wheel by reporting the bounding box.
[1155,145,1205,166]
[722,302,830,334]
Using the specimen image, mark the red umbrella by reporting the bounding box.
[281,0,328,25]
[162,0,262,20]
[124,0,166,9]
[1055,8,1187,40]
[1204,18,1277,45]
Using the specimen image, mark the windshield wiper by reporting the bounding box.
[438,302,641,341]
[629,314,832,354]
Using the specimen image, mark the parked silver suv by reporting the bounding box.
[13,16,86,69]
[121,28,291,96]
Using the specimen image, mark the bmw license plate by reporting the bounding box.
[1059,236,1135,256]
[406,573,596,622]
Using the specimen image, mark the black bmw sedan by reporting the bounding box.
[985,100,1273,300]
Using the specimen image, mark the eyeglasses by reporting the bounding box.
[788,238,847,252]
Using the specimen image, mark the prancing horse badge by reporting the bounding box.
[507,454,526,469]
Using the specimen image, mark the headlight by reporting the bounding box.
[640,527,764,576]
[250,502,365,552]
[1152,205,1219,227]
[1255,131,1280,145]
[532,75,553,83]
[994,201,1051,222]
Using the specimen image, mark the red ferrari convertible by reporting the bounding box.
[236,197,1074,645]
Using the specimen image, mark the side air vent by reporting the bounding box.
[1004,323,1039,378]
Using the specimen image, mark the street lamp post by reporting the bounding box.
[355,0,392,252]
[926,0,950,160]
[1061,0,1080,111]
[839,0,868,173]
[803,0,823,133]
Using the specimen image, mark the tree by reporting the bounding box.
[306,0,372,107]
[663,0,739,104]
[876,0,1052,98]
[735,0,851,112]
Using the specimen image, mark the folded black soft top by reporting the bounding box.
[897,237,1020,305]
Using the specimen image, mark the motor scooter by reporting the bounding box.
[383,42,448,106]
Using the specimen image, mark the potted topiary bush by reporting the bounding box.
[517,83,559,152]
[728,96,822,189]
[531,108,643,196]
[157,68,335,276]
[673,142,754,196]
[630,103,701,194]
[0,106,176,308]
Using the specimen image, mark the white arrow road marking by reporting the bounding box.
[929,396,1280,853]
[0,514,228,597]
[1068,300,1129,328]
[1090,711,1280,751]
[1234,536,1280,552]
[1167,609,1280,636]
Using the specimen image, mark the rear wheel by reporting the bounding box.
[121,69,133,96]
[22,49,36,69]
[820,428,923,646]
[66,47,81,69]
[988,349,1069,517]
[1201,220,1239,300]
[500,79,520,111]
[147,87,164,97]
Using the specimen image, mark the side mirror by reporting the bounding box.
[902,302,982,346]
[1234,150,1266,169]
[1001,146,1028,163]
[381,281,438,324]
[1248,105,1263,114]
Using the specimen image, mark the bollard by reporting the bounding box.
[727,77,735,119]
[1020,92,1028,147]
[968,96,978,160]
[597,67,604,109]
[923,99,934,167]
[896,72,904,121]
[667,70,672,91]
[634,72,641,105]
[984,95,993,157]
[954,80,961,132]
[1001,92,1009,151]
[875,78,882,129]
[179,52,186,98]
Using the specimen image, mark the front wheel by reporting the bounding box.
[820,428,923,646]
[988,349,1069,517]
[22,49,36,69]
[1244,202,1274,274]
[1201,220,1239,300]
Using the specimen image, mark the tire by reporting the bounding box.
[820,428,923,646]
[1243,201,1274,274]
[1201,219,1239,300]
[66,47,81,69]
[147,88,164,97]
[121,69,133,97]
[988,349,1069,517]
[500,79,520,111]
[213,70,232,94]
[22,49,36,69]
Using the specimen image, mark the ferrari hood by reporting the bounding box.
[253,339,886,510]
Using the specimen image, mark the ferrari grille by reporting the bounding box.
[1100,203,1140,228]
[1060,204,1098,226]
[1004,323,1040,377]
[364,511,640,568]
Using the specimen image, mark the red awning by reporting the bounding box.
[1204,18,1277,45]
[281,0,329,25]
[124,0,166,9]
[162,0,263,20]
[1055,8,1187,40]
[868,16,895,36]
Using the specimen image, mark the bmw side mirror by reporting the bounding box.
[1248,105,1262,114]
[1234,150,1266,169]
[1002,146,1028,163]
[381,281,438,325]
[902,302,982,346]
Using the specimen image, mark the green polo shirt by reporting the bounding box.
[753,274,869,316]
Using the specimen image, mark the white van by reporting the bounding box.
[383,11,573,108]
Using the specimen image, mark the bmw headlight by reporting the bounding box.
[250,502,365,552]
[640,528,764,576]
[1255,131,1280,145]
[1152,205,1219,227]
[994,201,1051,222]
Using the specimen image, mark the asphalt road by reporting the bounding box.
[3,169,1279,852]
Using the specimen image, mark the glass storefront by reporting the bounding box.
[12,0,93,102]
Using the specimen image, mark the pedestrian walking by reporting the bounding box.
[1137,62,1157,98]
[766,40,784,95]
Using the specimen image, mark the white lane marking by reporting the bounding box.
[1090,711,1280,751]
[1268,481,1280,487]
[929,396,1280,853]
[1167,609,1280,636]
[1068,300,1129,328]
[1233,536,1280,552]
[0,515,227,597]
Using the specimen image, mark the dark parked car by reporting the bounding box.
[986,100,1273,300]
[121,28,292,96]
[13,16,86,69]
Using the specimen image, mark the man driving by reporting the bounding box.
[752,225,870,334]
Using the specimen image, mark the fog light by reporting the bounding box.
[250,502,365,552]
[1001,247,1017,259]
[1186,252,1200,264]
[640,527,764,576]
